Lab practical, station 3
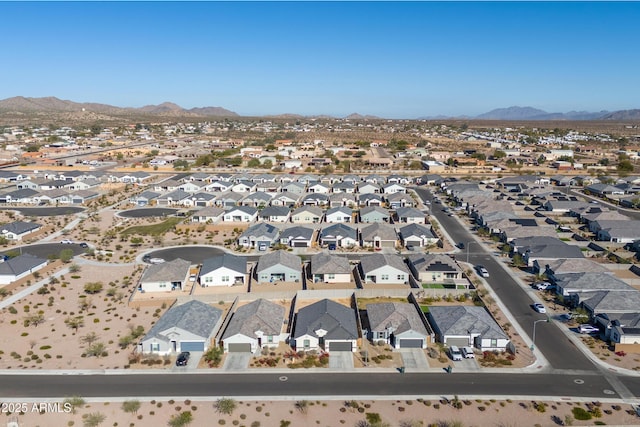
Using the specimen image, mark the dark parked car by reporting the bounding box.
[79,242,89,248]
[457,242,465,249]
[176,351,190,366]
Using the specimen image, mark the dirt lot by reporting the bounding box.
[6,397,640,427]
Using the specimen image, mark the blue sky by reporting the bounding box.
[1,1,638,118]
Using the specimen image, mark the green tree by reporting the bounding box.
[493,149,506,159]
[173,159,190,170]
[617,159,634,173]
[85,342,107,357]
[59,248,74,263]
[65,316,85,332]
[225,156,243,167]
[262,159,273,169]
[84,281,104,294]
[247,158,260,168]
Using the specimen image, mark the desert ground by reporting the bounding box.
[4,397,640,427]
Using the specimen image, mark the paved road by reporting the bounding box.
[144,246,227,264]
[413,187,596,372]
[3,242,88,258]
[0,371,620,399]
[1,206,85,216]
[118,208,179,218]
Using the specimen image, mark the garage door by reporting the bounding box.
[293,241,308,247]
[180,341,205,352]
[228,343,252,353]
[445,338,469,347]
[399,339,423,348]
[329,342,352,352]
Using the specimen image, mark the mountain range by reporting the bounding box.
[0,97,639,121]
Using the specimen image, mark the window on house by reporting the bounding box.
[397,275,404,280]
[328,274,335,279]
[151,343,160,352]
[222,276,229,282]
[381,274,389,280]
[303,340,310,348]
[491,339,497,347]
[267,336,273,343]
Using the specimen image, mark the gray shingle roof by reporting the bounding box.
[260,206,290,218]
[320,223,357,240]
[239,223,279,240]
[359,253,408,275]
[429,306,508,340]
[360,223,397,240]
[280,226,314,241]
[0,221,41,235]
[399,223,436,239]
[293,299,358,340]
[395,207,425,219]
[310,252,351,275]
[221,299,285,340]
[257,250,301,273]
[366,302,428,336]
[582,290,640,314]
[141,258,191,283]
[555,272,632,291]
[142,300,223,342]
[200,254,247,276]
[0,253,47,276]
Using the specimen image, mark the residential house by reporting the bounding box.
[428,305,510,351]
[131,190,161,207]
[359,253,409,285]
[325,206,353,223]
[301,193,329,207]
[358,182,381,194]
[310,252,352,284]
[360,223,397,249]
[199,254,247,287]
[398,223,438,248]
[139,300,223,354]
[332,182,356,194]
[0,253,48,285]
[386,193,416,209]
[223,206,258,223]
[279,226,315,248]
[191,207,224,224]
[408,254,463,284]
[366,303,430,348]
[381,183,406,194]
[358,193,384,207]
[157,190,190,207]
[395,207,426,224]
[240,192,273,208]
[319,223,359,248]
[258,206,291,223]
[359,206,390,223]
[0,221,41,241]
[292,299,358,352]
[188,192,217,207]
[270,191,300,207]
[307,182,330,194]
[329,193,357,208]
[221,299,287,353]
[214,192,243,208]
[139,258,191,292]
[237,223,279,249]
[291,206,323,223]
[255,250,302,283]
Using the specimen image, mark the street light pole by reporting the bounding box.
[531,318,550,351]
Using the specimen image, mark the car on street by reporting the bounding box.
[176,351,190,366]
[579,324,599,334]
[189,274,197,282]
[79,242,89,248]
[457,242,465,249]
[462,346,475,359]
[60,239,73,244]
[534,282,552,291]
[476,265,489,278]
[149,257,165,264]
[532,303,546,314]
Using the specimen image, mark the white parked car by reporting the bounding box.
[60,239,74,244]
[189,274,197,282]
[461,346,475,359]
[534,282,552,291]
[579,324,599,334]
[449,345,463,361]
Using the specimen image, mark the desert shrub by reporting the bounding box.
[572,407,592,420]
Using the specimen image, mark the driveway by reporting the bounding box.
[222,353,251,371]
[329,351,354,370]
[398,348,430,371]
[172,351,203,372]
